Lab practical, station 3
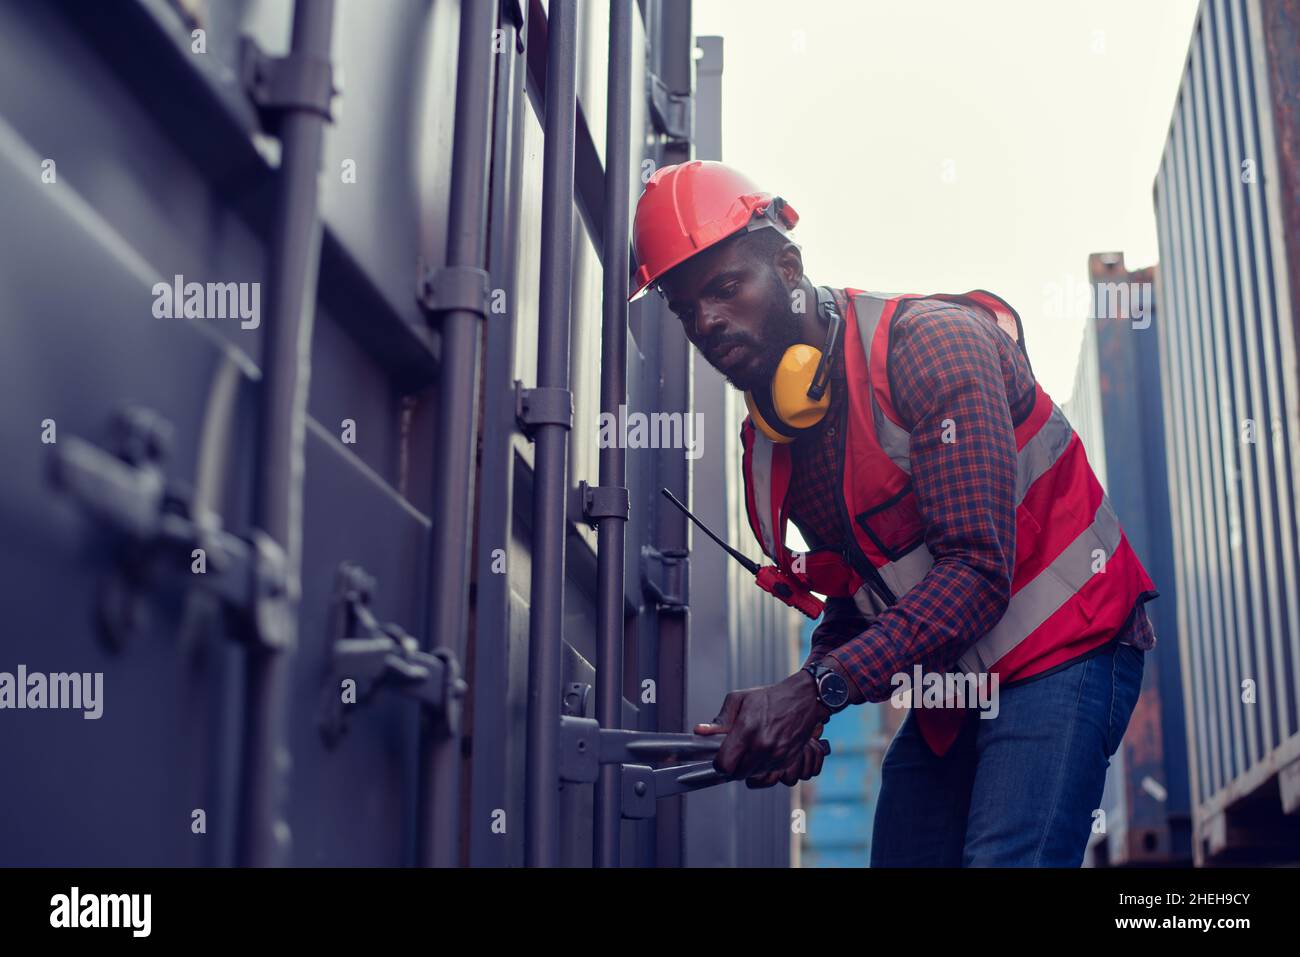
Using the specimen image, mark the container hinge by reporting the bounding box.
[514,381,573,435]
[641,544,688,610]
[648,70,693,146]
[417,264,491,321]
[579,481,630,527]
[317,563,466,747]
[558,716,725,818]
[240,36,339,127]
[47,406,293,654]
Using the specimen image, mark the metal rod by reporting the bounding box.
[238,0,335,867]
[594,0,635,870]
[525,0,579,869]
[417,0,498,868]
[607,733,723,762]
[467,0,527,869]
[650,0,694,869]
[656,763,726,795]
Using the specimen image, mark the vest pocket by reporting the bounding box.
[854,483,926,561]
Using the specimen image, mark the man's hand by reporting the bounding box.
[694,671,831,780]
[745,730,831,789]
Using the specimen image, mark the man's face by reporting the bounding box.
[657,234,799,392]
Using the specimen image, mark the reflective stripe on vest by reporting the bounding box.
[749,430,780,559]
[954,491,1123,674]
[871,385,1076,506]
[877,542,933,601]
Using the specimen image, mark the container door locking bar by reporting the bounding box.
[559,716,727,819]
[47,406,292,653]
[318,563,467,747]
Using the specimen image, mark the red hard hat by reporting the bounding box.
[628,160,798,301]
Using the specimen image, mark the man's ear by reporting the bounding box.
[775,242,804,289]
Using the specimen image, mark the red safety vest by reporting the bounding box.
[740,288,1157,756]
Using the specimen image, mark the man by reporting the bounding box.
[629,161,1158,867]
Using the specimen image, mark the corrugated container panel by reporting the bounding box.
[1062,309,1109,486]
[1153,0,1300,864]
[0,0,463,865]
[1072,254,1193,867]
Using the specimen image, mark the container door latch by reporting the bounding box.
[558,716,726,819]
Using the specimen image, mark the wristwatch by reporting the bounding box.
[803,659,851,714]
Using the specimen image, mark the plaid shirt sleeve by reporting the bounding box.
[803,596,870,667]
[824,301,1021,702]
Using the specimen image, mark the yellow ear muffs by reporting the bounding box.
[744,388,793,443]
[743,285,843,444]
[772,344,831,429]
[744,344,832,444]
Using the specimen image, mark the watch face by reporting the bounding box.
[818,671,850,709]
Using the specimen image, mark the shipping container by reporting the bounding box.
[1152,0,1300,864]
[1062,300,1109,484]
[1065,253,1193,867]
[0,0,800,868]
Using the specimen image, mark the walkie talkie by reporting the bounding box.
[660,488,825,620]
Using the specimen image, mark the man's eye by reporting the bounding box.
[718,284,739,298]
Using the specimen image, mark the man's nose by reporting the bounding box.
[695,303,727,338]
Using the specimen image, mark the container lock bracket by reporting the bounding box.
[648,70,693,146]
[240,36,339,126]
[514,381,573,435]
[579,481,630,527]
[47,406,293,654]
[417,264,491,321]
[318,562,466,748]
[641,545,688,611]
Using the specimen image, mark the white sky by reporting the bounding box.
[692,0,1201,400]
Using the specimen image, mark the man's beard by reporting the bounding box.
[708,271,800,392]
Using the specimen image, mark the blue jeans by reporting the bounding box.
[869,639,1145,867]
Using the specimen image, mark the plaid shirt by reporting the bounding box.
[791,294,1155,702]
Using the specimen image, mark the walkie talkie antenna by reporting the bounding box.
[661,488,825,620]
[660,488,760,575]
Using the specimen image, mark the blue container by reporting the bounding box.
[806,802,874,849]
[1067,253,1192,865]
